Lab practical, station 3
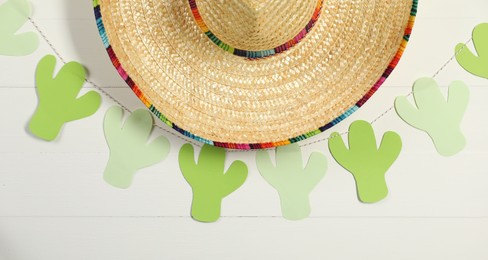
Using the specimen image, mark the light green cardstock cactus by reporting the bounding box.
[179,144,248,223]
[395,78,469,156]
[103,106,170,189]
[0,0,39,56]
[29,55,102,141]
[456,23,488,79]
[329,120,402,203]
[256,144,327,220]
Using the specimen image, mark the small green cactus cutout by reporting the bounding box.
[329,120,402,203]
[103,106,170,189]
[179,144,248,223]
[256,143,327,220]
[0,0,39,56]
[456,23,488,79]
[29,55,102,141]
[395,78,469,156]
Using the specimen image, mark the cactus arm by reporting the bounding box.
[103,106,124,145]
[121,109,153,144]
[34,55,57,96]
[178,143,198,184]
[456,43,484,77]
[275,143,303,170]
[377,131,403,173]
[456,23,488,79]
[447,81,470,121]
[220,160,248,197]
[69,91,102,121]
[473,24,488,57]
[256,150,280,186]
[394,96,422,127]
[140,136,171,168]
[103,107,170,188]
[412,78,445,109]
[303,152,328,190]
[0,0,39,56]
[54,61,86,94]
[328,133,350,168]
[198,145,226,177]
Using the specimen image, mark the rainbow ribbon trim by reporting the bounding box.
[188,0,324,59]
[93,0,418,150]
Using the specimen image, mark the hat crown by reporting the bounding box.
[196,0,320,51]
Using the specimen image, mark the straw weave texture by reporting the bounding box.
[97,0,415,145]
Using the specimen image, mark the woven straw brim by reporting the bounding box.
[94,0,417,149]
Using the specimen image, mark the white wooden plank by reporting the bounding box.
[0,0,488,259]
[0,217,487,260]
[0,150,487,217]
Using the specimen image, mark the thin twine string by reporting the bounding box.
[28,17,203,148]
[27,17,472,153]
[299,38,473,149]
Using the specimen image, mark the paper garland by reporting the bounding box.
[29,55,102,141]
[395,78,470,156]
[329,121,402,203]
[103,106,170,189]
[179,144,248,223]
[256,144,327,220]
[0,0,39,56]
[5,3,486,221]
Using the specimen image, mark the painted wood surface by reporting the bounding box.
[0,0,487,259]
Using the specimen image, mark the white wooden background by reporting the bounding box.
[1,0,488,259]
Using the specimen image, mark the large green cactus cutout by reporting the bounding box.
[395,78,469,156]
[29,55,102,141]
[329,120,402,203]
[103,106,170,189]
[256,144,327,220]
[456,23,488,79]
[0,0,39,56]
[179,144,248,223]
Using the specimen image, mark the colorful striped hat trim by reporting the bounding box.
[93,0,418,150]
[188,0,324,59]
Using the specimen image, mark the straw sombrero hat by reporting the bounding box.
[94,0,417,149]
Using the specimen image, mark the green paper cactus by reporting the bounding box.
[103,106,170,189]
[395,78,469,156]
[329,120,402,203]
[456,23,488,79]
[29,55,102,141]
[0,0,39,56]
[179,144,248,223]
[256,143,327,220]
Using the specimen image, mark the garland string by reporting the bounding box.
[27,17,472,152]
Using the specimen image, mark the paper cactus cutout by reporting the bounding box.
[103,106,170,189]
[329,120,402,203]
[395,78,470,156]
[456,23,488,78]
[179,144,248,223]
[29,55,101,141]
[256,143,327,220]
[0,0,39,56]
